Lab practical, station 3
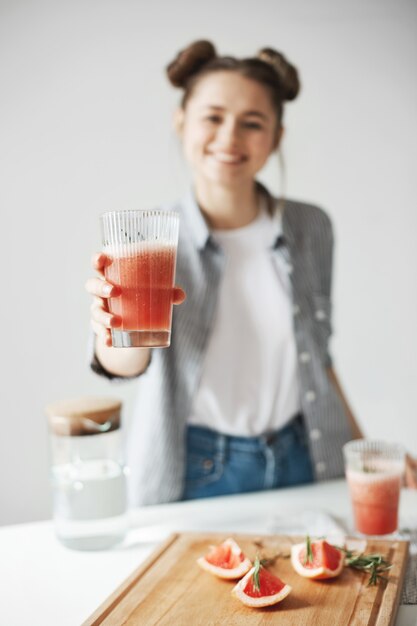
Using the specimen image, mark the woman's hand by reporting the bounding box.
[405,454,417,489]
[85,252,122,347]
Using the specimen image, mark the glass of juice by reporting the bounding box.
[101,209,179,348]
[343,440,405,536]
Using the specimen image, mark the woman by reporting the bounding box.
[86,41,417,505]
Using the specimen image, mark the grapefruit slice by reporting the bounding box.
[291,537,344,579]
[232,561,292,608]
[197,538,252,579]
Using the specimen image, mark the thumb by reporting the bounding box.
[173,286,186,305]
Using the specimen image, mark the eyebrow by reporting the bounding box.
[203,105,268,120]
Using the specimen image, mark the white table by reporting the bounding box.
[1,480,416,626]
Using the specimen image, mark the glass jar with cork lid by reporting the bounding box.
[46,396,128,550]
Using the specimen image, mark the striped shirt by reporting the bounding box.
[91,184,354,506]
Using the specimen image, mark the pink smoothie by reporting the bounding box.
[346,468,402,535]
[105,244,177,333]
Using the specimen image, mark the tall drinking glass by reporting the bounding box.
[101,210,179,348]
[343,439,405,536]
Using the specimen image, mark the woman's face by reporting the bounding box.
[176,71,281,189]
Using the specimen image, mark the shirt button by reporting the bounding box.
[287,263,293,274]
[310,428,322,441]
[299,352,311,363]
[316,461,326,473]
[315,309,327,321]
[305,390,316,402]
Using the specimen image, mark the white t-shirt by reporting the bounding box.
[187,205,301,436]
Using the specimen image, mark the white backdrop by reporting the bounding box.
[1,0,416,525]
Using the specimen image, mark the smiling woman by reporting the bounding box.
[85,39,417,507]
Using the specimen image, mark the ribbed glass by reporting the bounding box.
[343,440,405,474]
[100,210,179,348]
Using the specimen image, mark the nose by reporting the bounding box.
[216,118,240,148]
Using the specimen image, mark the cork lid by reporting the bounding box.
[46,396,122,436]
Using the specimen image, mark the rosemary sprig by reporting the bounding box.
[252,556,262,592]
[304,535,314,565]
[338,547,392,586]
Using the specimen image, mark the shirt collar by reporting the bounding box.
[181,188,211,251]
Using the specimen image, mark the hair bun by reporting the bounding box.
[166,40,217,88]
[257,48,300,101]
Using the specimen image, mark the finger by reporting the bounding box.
[405,469,417,489]
[92,252,113,274]
[91,305,122,329]
[91,320,113,347]
[405,463,417,489]
[173,286,186,305]
[85,277,121,298]
[91,295,108,313]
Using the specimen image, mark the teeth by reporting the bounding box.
[213,152,243,164]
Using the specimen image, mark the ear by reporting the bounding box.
[173,108,185,137]
[272,125,284,152]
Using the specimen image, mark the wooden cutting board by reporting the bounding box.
[83,532,409,626]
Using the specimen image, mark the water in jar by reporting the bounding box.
[51,458,127,550]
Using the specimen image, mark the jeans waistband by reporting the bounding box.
[186,413,304,453]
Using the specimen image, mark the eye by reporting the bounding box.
[242,121,263,130]
[204,115,222,124]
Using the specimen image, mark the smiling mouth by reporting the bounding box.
[208,152,246,165]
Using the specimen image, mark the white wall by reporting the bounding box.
[1,0,416,525]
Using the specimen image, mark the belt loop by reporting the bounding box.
[216,432,227,460]
[262,440,275,489]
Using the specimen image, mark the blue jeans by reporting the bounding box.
[182,414,314,500]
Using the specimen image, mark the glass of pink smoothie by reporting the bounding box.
[101,210,179,348]
[343,440,405,536]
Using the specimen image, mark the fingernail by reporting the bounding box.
[102,284,113,296]
[110,316,122,328]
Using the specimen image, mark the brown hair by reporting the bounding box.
[166,40,300,126]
